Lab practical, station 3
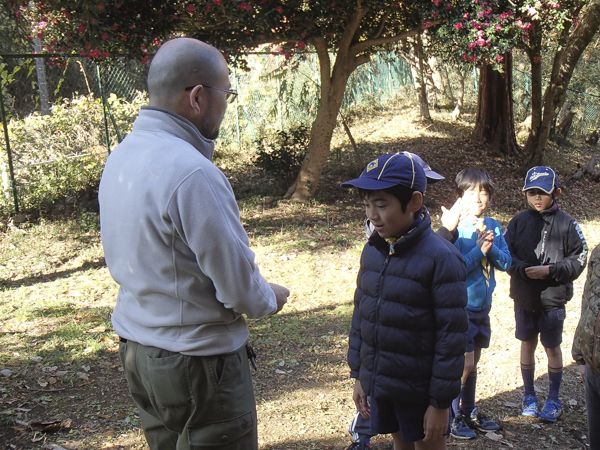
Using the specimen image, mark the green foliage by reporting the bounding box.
[254,125,310,186]
[0,92,146,216]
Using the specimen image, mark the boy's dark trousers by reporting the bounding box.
[119,339,258,450]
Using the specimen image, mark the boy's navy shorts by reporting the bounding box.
[514,305,565,348]
[370,397,450,443]
[466,307,492,353]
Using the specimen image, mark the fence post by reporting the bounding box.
[97,65,111,154]
[0,78,19,214]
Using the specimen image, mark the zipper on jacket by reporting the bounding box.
[370,252,392,395]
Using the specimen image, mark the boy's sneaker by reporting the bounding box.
[463,407,500,432]
[538,399,562,422]
[450,415,476,440]
[521,394,539,417]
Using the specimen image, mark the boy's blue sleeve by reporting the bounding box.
[487,221,511,271]
[550,219,588,284]
[456,238,487,274]
[428,247,468,409]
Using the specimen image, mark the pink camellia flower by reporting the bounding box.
[77,24,86,33]
[477,37,486,46]
[527,7,537,17]
[433,0,441,6]
[187,4,195,13]
[97,4,105,10]
[447,4,452,9]
[276,5,283,13]
[476,29,485,37]
[260,34,265,39]
[213,0,222,4]
[471,56,477,62]
[573,18,579,25]
[102,51,110,58]
[469,42,477,50]
[496,55,504,61]
[463,12,469,19]
[478,10,484,18]
[454,22,463,29]
[486,39,491,47]
[90,49,101,59]
[297,41,305,49]
[533,55,541,63]
[422,20,432,28]
[496,24,502,32]
[141,55,150,64]
[463,53,469,61]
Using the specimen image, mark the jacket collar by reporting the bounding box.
[134,106,215,161]
[368,206,432,254]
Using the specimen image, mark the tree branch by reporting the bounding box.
[351,19,442,55]
[369,9,391,40]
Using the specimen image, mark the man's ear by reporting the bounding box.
[410,191,424,212]
[554,188,562,199]
[188,85,204,114]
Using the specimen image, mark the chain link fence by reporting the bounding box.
[0,51,415,215]
[1,49,597,216]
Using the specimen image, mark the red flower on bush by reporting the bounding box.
[276,6,283,13]
[297,41,305,49]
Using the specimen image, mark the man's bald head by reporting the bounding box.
[147,38,228,109]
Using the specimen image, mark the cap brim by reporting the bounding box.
[340,178,403,190]
[523,186,554,194]
[425,171,444,184]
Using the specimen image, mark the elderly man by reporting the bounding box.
[98,38,289,450]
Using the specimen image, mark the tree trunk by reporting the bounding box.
[285,34,369,201]
[441,64,456,104]
[451,68,464,120]
[428,55,445,105]
[473,53,520,156]
[522,0,600,168]
[33,37,51,115]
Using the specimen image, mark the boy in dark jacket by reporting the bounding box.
[572,243,600,448]
[505,166,588,422]
[343,153,468,450]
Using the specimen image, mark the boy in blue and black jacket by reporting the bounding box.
[448,169,512,439]
[344,153,468,450]
[505,166,588,422]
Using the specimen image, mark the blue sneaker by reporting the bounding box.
[464,407,500,432]
[538,399,562,422]
[450,415,476,440]
[521,394,538,417]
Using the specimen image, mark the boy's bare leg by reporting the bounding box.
[520,338,538,365]
[461,351,474,384]
[545,345,563,368]
[392,431,414,450]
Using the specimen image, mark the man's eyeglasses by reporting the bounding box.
[185,84,238,103]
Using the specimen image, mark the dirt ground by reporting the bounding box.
[2,106,600,450]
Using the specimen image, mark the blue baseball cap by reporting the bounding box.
[402,151,445,184]
[523,166,559,194]
[341,152,428,193]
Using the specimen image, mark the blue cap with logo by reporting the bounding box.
[523,166,559,194]
[341,152,428,193]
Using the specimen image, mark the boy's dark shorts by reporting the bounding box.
[514,305,565,348]
[370,397,450,443]
[466,307,492,353]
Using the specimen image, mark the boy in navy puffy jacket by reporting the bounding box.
[344,153,468,450]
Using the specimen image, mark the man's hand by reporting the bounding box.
[440,198,468,233]
[269,283,290,313]
[423,405,449,441]
[352,379,370,419]
[476,229,494,254]
[525,265,550,279]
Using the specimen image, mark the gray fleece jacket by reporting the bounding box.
[99,106,276,356]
